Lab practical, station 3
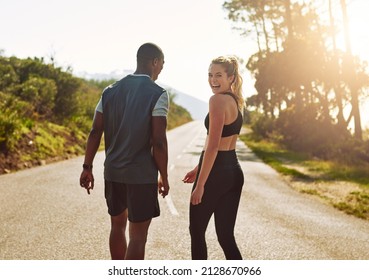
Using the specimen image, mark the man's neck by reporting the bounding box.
[134,68,153,80]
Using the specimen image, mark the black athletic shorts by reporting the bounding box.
[104,180,160,222]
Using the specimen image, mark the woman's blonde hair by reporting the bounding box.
[211,55,244,110]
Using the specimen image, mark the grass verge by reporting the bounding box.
[239,133,369,220]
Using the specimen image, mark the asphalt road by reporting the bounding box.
[1,121,369,260]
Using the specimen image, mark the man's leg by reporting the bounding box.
[125,219,152,260]
[109,209,128,260]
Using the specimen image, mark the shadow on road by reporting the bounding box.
[187,151,202,157]
[236,145,262,163]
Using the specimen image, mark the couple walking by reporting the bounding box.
[79,43,244,260]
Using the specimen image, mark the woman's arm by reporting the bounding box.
[191,95,225,205]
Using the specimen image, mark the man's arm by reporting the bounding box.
[151,116,169,198]
[79,111,104,194]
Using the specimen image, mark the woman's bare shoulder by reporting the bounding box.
[210,94,233,108]
[209,93,229,104]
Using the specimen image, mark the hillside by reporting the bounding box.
[0,56,192,174]
[161,85,208,121]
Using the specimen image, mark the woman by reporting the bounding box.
[183,56,245,260]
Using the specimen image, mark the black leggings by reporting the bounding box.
[189,150,244,260]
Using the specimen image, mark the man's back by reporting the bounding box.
[102,74,166,184]
[80,42,169,260]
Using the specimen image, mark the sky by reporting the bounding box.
[0,0,257,103]
[1,0,369,125]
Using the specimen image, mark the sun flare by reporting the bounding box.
[344,1,369,61]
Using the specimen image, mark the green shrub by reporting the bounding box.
[0,109,20,151]
[274,105,349,157]
[17,76,57,117]
[250,114,275,139]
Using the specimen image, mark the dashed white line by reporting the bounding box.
[164,194,179,216]
[165,163,179,216]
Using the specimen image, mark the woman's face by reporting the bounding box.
[208,63,234,94]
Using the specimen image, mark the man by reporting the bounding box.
[79,43,169,260]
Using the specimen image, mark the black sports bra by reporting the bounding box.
[204,92,243,137]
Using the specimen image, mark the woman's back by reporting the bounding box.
[204,93,242,151]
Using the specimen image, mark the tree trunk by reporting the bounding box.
[254,22,263,53]
[329,0,345,128]
[272,21,280,52]
[284,0,293,41]
[340,0,362,139]
[261,16,270,52]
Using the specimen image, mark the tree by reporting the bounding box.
[223,0,369,154]
[340,0,362,139]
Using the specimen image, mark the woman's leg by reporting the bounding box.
[189,201,214,259]
[214,168,243,260]
[214,189,242,260]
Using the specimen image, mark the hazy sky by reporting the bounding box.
[1,0,368,117]
[0,0,258,102]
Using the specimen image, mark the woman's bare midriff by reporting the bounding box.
[204,135,239,151]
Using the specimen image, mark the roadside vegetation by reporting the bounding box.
[167,91,192,130]
[240,126,369,220]
[0,55,192,174]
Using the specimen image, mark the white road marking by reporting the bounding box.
[164,130,204,217]
[164,194,179,216]
[165,164,179,216]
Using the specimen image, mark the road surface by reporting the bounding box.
[1,121,369,260]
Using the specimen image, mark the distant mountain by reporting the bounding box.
[76,69,133,81]
[76,70,208,120]
[161,85,208,120]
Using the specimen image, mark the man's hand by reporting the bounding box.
[80,169,94,195]
[158,175,169,198]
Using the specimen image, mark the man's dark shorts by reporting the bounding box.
[104,180,160,222]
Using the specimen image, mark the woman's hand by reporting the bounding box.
[182,166,198,184]
[191,186,204,205]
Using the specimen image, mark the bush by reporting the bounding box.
[17,76,57,117]
[0,92,33,151]
[0,109,20,151]
[247,104,367,164]
[274,105,349,157]
[0,62,19,90]
[330,138,369,165]
[250,114,276,139]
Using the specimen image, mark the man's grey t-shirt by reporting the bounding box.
[95,74,168,184]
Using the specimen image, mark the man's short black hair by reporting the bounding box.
[137,43,164,65]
